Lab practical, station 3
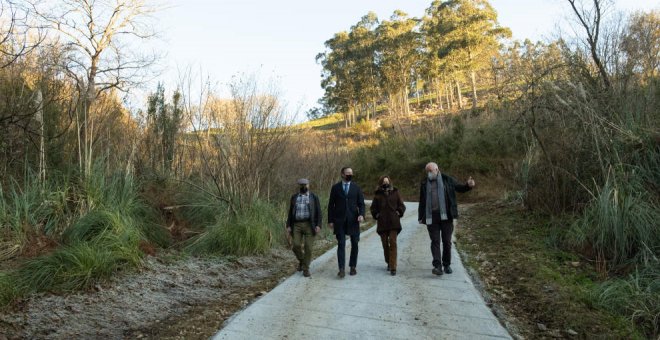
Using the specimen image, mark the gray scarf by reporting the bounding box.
[426,174,448,224]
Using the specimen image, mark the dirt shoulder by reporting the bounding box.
[455,201,640,339]
[0,234,337,340]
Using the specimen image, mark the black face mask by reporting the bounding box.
[299,186,308,193]
[344,174,353,182]
[382,184,390,189]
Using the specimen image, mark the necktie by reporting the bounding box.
[344,183,349,195]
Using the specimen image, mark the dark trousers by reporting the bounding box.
[336,230,359,269]
[427,219,454,268]
[379,230,398,270]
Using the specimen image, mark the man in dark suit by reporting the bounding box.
[328,167,365,278]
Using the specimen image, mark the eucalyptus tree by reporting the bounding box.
[375,10,422,116]
[348,12,380,121]
[317,31,357,126]
[424,0,511,110]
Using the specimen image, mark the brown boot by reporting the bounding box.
[349,267,357,276]
[338,269,345,278]
[303,269,311,277]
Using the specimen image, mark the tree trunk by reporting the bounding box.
[36,89,46,186]
[455,80,463,110]
[435,78,443,111]
[388,94,395,116]
[403,87,410,115]
[447,81,453,109]
[428,76,434,107]
[470,70,478,110]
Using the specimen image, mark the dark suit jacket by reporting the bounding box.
[418,173,471,222]
[286,192,322,234]
[328,181,365,235]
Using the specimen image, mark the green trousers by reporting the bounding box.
[292,221,315,270]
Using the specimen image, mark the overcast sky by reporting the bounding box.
[142,0,658,120]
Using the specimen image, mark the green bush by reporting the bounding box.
[0,175,71,239]
[567,177,660,268]
[593,266,660,337]
[0,169,169,306]
[14,232,142,293]
[185,199,282,256]
[73,171,169,247]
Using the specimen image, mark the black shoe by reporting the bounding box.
[390,270,396,276]
[297,262,303,272]
[444,265,453,274]
[338,269,345,278]
[387,264,391,271]
[303,269,311,277]
[432,267,443,275]
[349,267,357,276]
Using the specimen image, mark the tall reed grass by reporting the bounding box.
[185,199,283,256]
[0,167,168,305]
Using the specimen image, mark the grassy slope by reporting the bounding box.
[456,202,643,339]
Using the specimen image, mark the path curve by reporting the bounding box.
[213,202,511,340]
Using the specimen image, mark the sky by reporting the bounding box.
[144,0,658,120]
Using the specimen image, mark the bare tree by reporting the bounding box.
[566,0,612,89]
[0,0,44,69]
[27,0,159,177]
[179,70,295,213]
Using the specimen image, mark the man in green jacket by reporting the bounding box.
[286,178,322,278]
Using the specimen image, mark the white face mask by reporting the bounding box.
[427,172,437,180]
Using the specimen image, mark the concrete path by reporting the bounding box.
[213,203,511,340]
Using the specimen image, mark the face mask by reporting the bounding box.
[382,183,390,189]
[344,174,353,182]
[299,186,308,193]
[427,172,437,180]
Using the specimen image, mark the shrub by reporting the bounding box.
[185,199,282,256]
[593,266,660,337]
[14,232,142,293]
[0,176,71,240]
[567,176,660,269]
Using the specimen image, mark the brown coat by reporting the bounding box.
[370,187,406,234]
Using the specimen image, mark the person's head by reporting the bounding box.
[297,178,309,193]
[378,175,392,188]
[425,162,439,180]
[341,167,353,182]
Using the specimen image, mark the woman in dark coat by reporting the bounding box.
[370,175,406,275]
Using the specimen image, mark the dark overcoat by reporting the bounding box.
[327,181,365,236]
[418,173,471,222]
[370,187,406,234]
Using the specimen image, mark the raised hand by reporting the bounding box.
[467,176,476,187]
